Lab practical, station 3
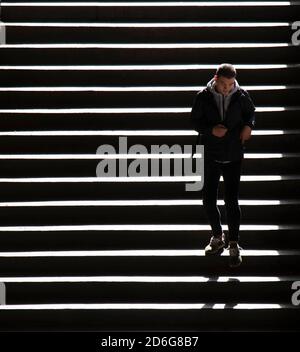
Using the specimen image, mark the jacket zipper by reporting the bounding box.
[222,95,225,121]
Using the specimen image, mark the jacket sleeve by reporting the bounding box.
[241,89,256,129]
[191,90,212,135]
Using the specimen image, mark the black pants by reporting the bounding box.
[202,158,242,242]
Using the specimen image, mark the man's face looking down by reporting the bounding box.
[214,75,235,97]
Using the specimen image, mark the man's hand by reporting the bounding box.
[240,125,252,144]
[212,124,228,138]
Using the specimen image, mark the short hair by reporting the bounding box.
[215,63,236,79]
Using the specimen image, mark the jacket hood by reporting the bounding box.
[206,77,240,97]
[206,77,240,121]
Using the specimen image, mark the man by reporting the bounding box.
[191,63,256,267]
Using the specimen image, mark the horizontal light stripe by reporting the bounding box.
[0,249,288,257]
[0,43,290,48]
[245,153,289,158]
[0,64,295,70]
[0,153,297,159]
[0,224,297,232]
[0,107,298,113]
[0,85,297,91]
[0,108,191,113]
[256,106,300,112]
[0,153,204,159]
[2,2,295,7]
[0,303,283,310]
[0,276,285,283]
[0,176,202,182]
[0,200,291,207]
[0,130,296,136]
[5,22,291,28]
[0,129,195,135]
[0,224,300,232]
[0,175,287,182]
[252,130,284,135]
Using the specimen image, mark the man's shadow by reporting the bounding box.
[202,277,240,309]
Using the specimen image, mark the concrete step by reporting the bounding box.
[0,107,299,130]
[2,2,299,22]
[0,200,298,225]
[0,250,299,276]
[2,276,299,304]
[4,23,293,43]
[0,86,298,108]
[0,175,299,200]
[0,132,298,153]
[0,225,299,251]
[0,303,299,331]
[0,154,299,177]
[0,44,299,65]
[0,64,300,86]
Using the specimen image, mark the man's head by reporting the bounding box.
[213,63,237,96]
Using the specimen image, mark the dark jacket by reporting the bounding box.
[191,86,256,162]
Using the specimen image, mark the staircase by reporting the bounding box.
[0,0,299,331]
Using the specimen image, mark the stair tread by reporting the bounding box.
[1,84,300,90]
[1,275,299,282]
[4,22,294,26]
[0,199,299,205]
[0,43,295,48]
[0,175,299,181]
[1,63,299,69]
[0,249,299,256]
[0,303,298,310]
[0,152,299,158]
[0,129,299,135]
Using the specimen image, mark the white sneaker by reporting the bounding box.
[228,244,242,268]
[204,234,225,255]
